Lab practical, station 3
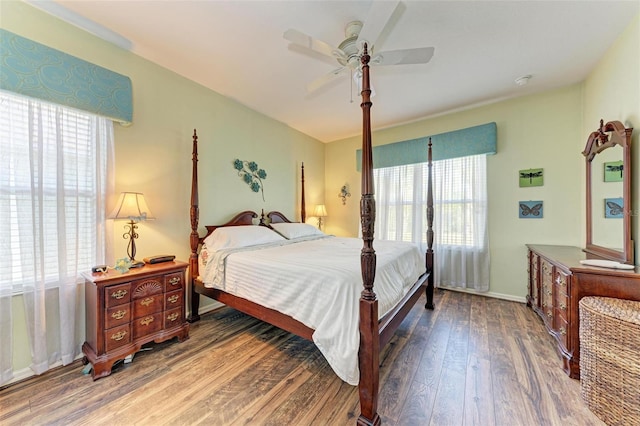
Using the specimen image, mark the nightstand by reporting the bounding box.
[82,261,189,380]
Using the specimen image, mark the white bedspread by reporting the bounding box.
[199,235,426,385]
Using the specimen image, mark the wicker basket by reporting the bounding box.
[579,296,640,425]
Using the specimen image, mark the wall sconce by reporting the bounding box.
[109,192,155,268]
[338,184,351,205]
[313,204,327,230]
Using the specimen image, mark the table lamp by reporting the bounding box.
[109,192,155,268]
[313,204,327,230]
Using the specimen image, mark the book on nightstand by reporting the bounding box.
[143,255,176,264]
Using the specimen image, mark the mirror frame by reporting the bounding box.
[583,119,634,264]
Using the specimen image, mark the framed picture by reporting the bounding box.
[604,197,623,218]
[604,160,623,182]
[519,168,543,187]
[519,200,543,219]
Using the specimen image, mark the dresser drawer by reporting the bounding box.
[131,276,164,300]
[105,303,131,329]
[105,324,131,352]
[105,283,131,308]
[165,289,183,310]
[554,289,569,323]
[164,307,184,329]
[164,272,184,292]
[133,312,163,339]
[132,294,163,319]
[555,314,569,350]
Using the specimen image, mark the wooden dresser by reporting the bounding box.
[82,261,190,380]
[526,244,640,379]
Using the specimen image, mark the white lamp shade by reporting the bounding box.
[313,204,327,218]
[109,192,155,221]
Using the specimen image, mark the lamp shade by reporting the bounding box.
[313,204,327,218]
[108,192,155,221]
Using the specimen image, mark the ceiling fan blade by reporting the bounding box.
[307,67,347,93]
[356,0,400,49]
[373,47,435,66]
[284,29,338,59]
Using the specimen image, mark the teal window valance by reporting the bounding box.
[0,29,132,124]
[356,122,497,170]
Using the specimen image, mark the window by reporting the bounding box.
[0,91,112,293]
[374,154,490,291]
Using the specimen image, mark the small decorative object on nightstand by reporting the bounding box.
[82,261,189,380]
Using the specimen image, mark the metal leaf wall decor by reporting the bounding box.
[233,159,267,201]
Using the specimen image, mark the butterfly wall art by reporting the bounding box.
[604,160,623,182]
[519,200,543,219]
[519,168,543,187]
[604,197,624,218]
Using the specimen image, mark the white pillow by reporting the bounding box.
[270,222,324,239]
[203,226,285,251]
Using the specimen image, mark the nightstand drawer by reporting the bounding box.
[105,283,131,308]
[133,312,163,339]
[132,294,163,318]
[105,303,131,329]
[165,289,183,310]
[164,307,183,329]
[105,324,131,352]
[131,276,164,300]
[164,272,184,292]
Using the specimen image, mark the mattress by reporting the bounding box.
[199,235,426,385]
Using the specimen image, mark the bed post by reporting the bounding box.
[425,138,435,310]
[301,162,306,223]
[357,43,381,426]
[187,129,201,323]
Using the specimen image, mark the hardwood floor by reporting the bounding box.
[0,290,604,426]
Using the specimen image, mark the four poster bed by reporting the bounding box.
[187,45,435,425]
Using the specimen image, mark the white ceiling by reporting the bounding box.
[32,1,640,142]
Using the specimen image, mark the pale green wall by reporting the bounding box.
[1,1,325,377]
[325,86,583,300]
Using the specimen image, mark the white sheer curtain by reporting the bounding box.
[0,92,114,385]
[433,155,489,291]
[374,154,490,292]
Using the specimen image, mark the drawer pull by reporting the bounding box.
[547,311,553,318]
[111,289,127,300]
[168,295,180,304]
[111,330,127,341]
[559,327,566,336]
[169,277,180,286]
[141,297,154,307]
[167,312,179,322]
[560,302,566,310]
[140,316,154,326]
[111,310,127,320]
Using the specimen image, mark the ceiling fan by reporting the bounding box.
[283,1,435,94]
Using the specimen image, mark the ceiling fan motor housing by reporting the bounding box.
[337,21,364,68]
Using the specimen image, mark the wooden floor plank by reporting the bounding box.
[0,290,605,426]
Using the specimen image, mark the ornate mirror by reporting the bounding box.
[583,119,634,264]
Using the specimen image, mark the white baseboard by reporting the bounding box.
[437,286,527,304]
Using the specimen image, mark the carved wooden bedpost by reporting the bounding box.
[357,43,381,426]
[187,129,201,323]
[425,138,435,309]
[301,162,306,223]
